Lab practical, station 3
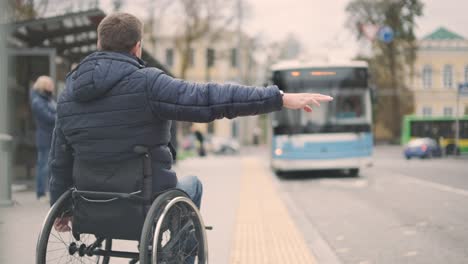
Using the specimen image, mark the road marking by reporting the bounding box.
[336,248,350,254]
[320,179,369,188]
[394,173,468,198]
[403,230,416,236]
[416,221,428,227]
[404,251,419,257]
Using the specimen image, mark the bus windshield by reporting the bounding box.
[272,67,371,135]
[273,89,370,134]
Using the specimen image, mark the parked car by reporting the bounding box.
[404,138,442,159]
[205,135,240,155]
[181,134,196,151]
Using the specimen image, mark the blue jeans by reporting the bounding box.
[176,175,203,209]
[36,148,50,199]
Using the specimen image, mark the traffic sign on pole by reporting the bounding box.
[378,26,394,43]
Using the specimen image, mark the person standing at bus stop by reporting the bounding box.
[30,76,56,200]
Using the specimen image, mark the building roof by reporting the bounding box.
[9,9,173,75]
[423,27,465,40]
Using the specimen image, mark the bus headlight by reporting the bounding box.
[275,148,283,156]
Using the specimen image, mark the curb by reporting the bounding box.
[268,161,342,264]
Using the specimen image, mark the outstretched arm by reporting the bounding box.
[146,70,333,122]
[147,71,283,122]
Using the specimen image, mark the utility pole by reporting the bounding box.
[456,84,460,154]
[233,0,244,142]
[0,0,13,206]
[237,0,243,83]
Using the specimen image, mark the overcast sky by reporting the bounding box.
[103,0,468,60]
[244,0,468,59]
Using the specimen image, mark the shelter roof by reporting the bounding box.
[10,9,172,75]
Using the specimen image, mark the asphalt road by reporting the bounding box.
[276,145,468,264]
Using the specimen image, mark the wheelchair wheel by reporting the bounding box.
[36,190,112,264]
[140,190,208,264]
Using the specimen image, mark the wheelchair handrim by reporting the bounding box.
[152,196,208,263]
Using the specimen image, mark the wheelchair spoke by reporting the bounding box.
[44,250,68,263]
[154,200,202,264]
[46,229,103,264]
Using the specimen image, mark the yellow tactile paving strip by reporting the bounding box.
[230,158,316,264]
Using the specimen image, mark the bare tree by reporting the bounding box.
[346,0,424,141]
[112,0,124,11]
[14,0,90,20]
[278,33,303,61]
[15,0,48,20]
[167,0,238,79]
[145,0,173,59]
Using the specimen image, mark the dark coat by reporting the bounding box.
[30,89,56,149]
[49,51,283,205]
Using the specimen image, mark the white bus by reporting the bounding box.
[270,60,373,176]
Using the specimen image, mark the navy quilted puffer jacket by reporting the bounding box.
[49,51,283,204]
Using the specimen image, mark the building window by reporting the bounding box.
[443,64,453,88]
[165,48,174,67]
[206,48,215,68]
[189,48,195,67]
[231,48,238,68]
[443,107,453,117]
[422,107,432,117]
[465,65,468,83]
[422,65,432,89]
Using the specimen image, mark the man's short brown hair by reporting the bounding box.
[97,12,143,52]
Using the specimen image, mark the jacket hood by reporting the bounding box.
[69,51,145,102]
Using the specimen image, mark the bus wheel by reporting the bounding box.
[349,169,359,177]
[445,144,460,156]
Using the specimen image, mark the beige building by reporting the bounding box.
[143,30,261,144]
[412,27,468,117]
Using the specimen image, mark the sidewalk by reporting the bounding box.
[0,149,316,263]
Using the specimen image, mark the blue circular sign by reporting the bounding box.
[378,26,394,43]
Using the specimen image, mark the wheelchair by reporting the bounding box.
[36,146,209,264]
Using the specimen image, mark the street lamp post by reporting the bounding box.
[0,0,13,206]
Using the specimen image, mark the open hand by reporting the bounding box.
[282,93,333,112]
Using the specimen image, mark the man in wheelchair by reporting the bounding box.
[40,12,332,264]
